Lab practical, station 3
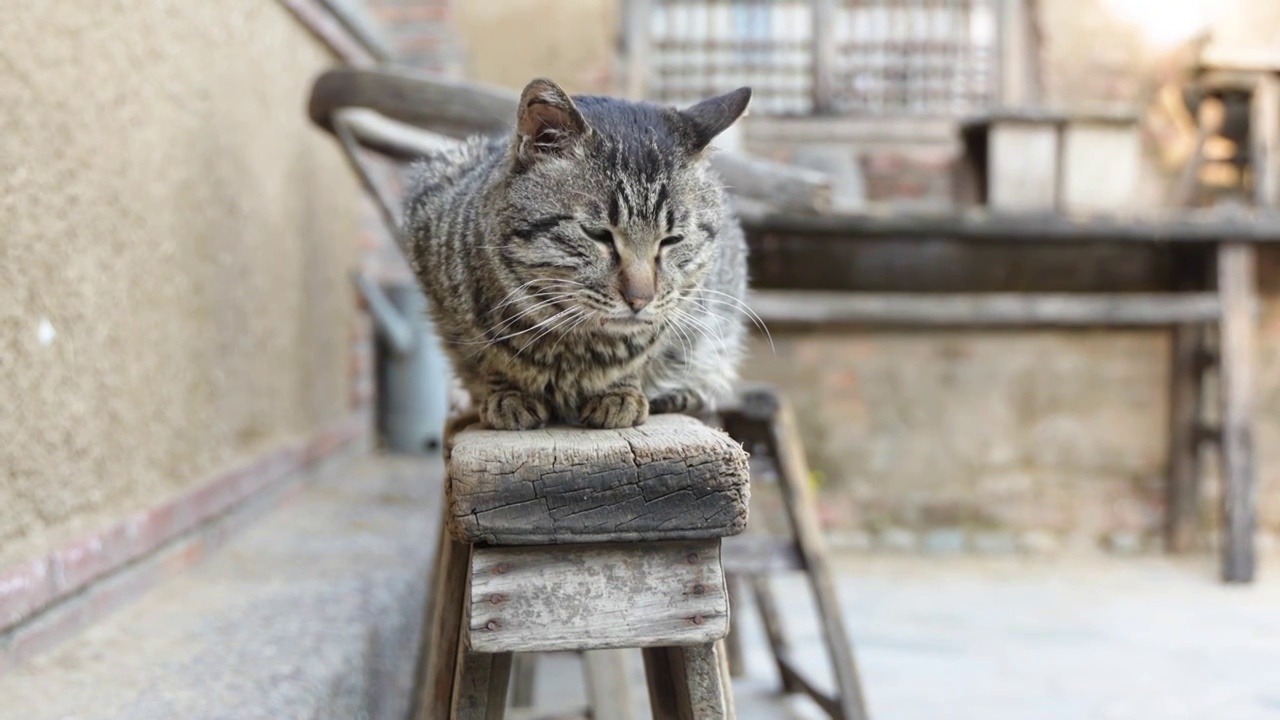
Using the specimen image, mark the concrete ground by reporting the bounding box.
[4,453,1279,719]
[522,555,1280,720]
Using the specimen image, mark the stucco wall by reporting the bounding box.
[0,2,359,567]
[454,0,619,95]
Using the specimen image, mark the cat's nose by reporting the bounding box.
[624,291,653,313]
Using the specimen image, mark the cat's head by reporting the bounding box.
[496,77,750,335]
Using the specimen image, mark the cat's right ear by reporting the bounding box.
[514,78,591,163]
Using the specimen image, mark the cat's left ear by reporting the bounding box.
[515,78,592,163]
[678,87,752,154]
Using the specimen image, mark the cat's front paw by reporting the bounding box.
[481,390,550,430]
[649,388,706,416]
[579,388,649,429]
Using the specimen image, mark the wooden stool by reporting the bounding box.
[718,385,871,720]
[415,414,750,719]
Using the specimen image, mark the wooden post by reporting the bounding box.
[624,0,652,101]
[450,644,513,720]
[812,0,838,114]
[642,644,732,719]
[1166,248,1210,553]
[508,654,537,708]
[997,0,1035,106]
[417,533,472,719]
[1217,242,1258,583]
[1251,73,1280,208]
[583,650,637,720]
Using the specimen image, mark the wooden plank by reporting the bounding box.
[309,66,517,139]
[642,644,732,720]
[1217,242,1259,583]
[307,67,835,215]
[583,649,637,720]
[721,535,803,575]
[335,107,460,161]
[748,291,1223,327]
[451,646,513,720]
[468,540,729,654]
[811,0,838,114]
[737,204,1280,242]
[447,415,749,545]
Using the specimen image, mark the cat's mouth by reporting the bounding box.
[599,315,654,328]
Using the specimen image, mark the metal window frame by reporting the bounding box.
[624,0,1036,118]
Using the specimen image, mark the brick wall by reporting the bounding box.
[342,0,459,426]
[363,0,459,74]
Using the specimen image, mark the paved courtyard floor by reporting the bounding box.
[525,554,1280,719]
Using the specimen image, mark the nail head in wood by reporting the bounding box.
[466,540,729,654]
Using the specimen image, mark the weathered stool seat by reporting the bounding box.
[448,415,750,545]
[420,414,751,719]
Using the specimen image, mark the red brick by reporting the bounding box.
[50,523,132,598]
[0,558,54,630]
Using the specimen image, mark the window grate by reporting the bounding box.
[644,0,999,116]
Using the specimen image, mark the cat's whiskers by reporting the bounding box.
[515,307,587,357]
[660,316,697,385]
[669,306,727,370]
[692,289,774,353]
[452,297,578,354]
[548,310,595,356]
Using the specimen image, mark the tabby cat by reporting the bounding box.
[402,78,752,430]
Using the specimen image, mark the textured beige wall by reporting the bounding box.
[454,0,619,95]
[0,2,358,565]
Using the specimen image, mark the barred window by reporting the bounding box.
[644,0,1000,116]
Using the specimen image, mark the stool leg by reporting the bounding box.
[1217,242,1259,583]
[1166,322,1207,553]
[583,649,637,720]
[452,646,513,720]
[508,654,537,708]
[416,534,472,719]
[767,398,870,720]
[751,576,800,694]
[642,643,733,719]
[723,577,747,679]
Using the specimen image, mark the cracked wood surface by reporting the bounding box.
[446,415,750,545]
[467,540,728,653]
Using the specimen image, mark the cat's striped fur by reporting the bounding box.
[402,78,752,430]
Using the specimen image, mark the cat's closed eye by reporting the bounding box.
[660,235,684,247]
[582,226,614,246]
